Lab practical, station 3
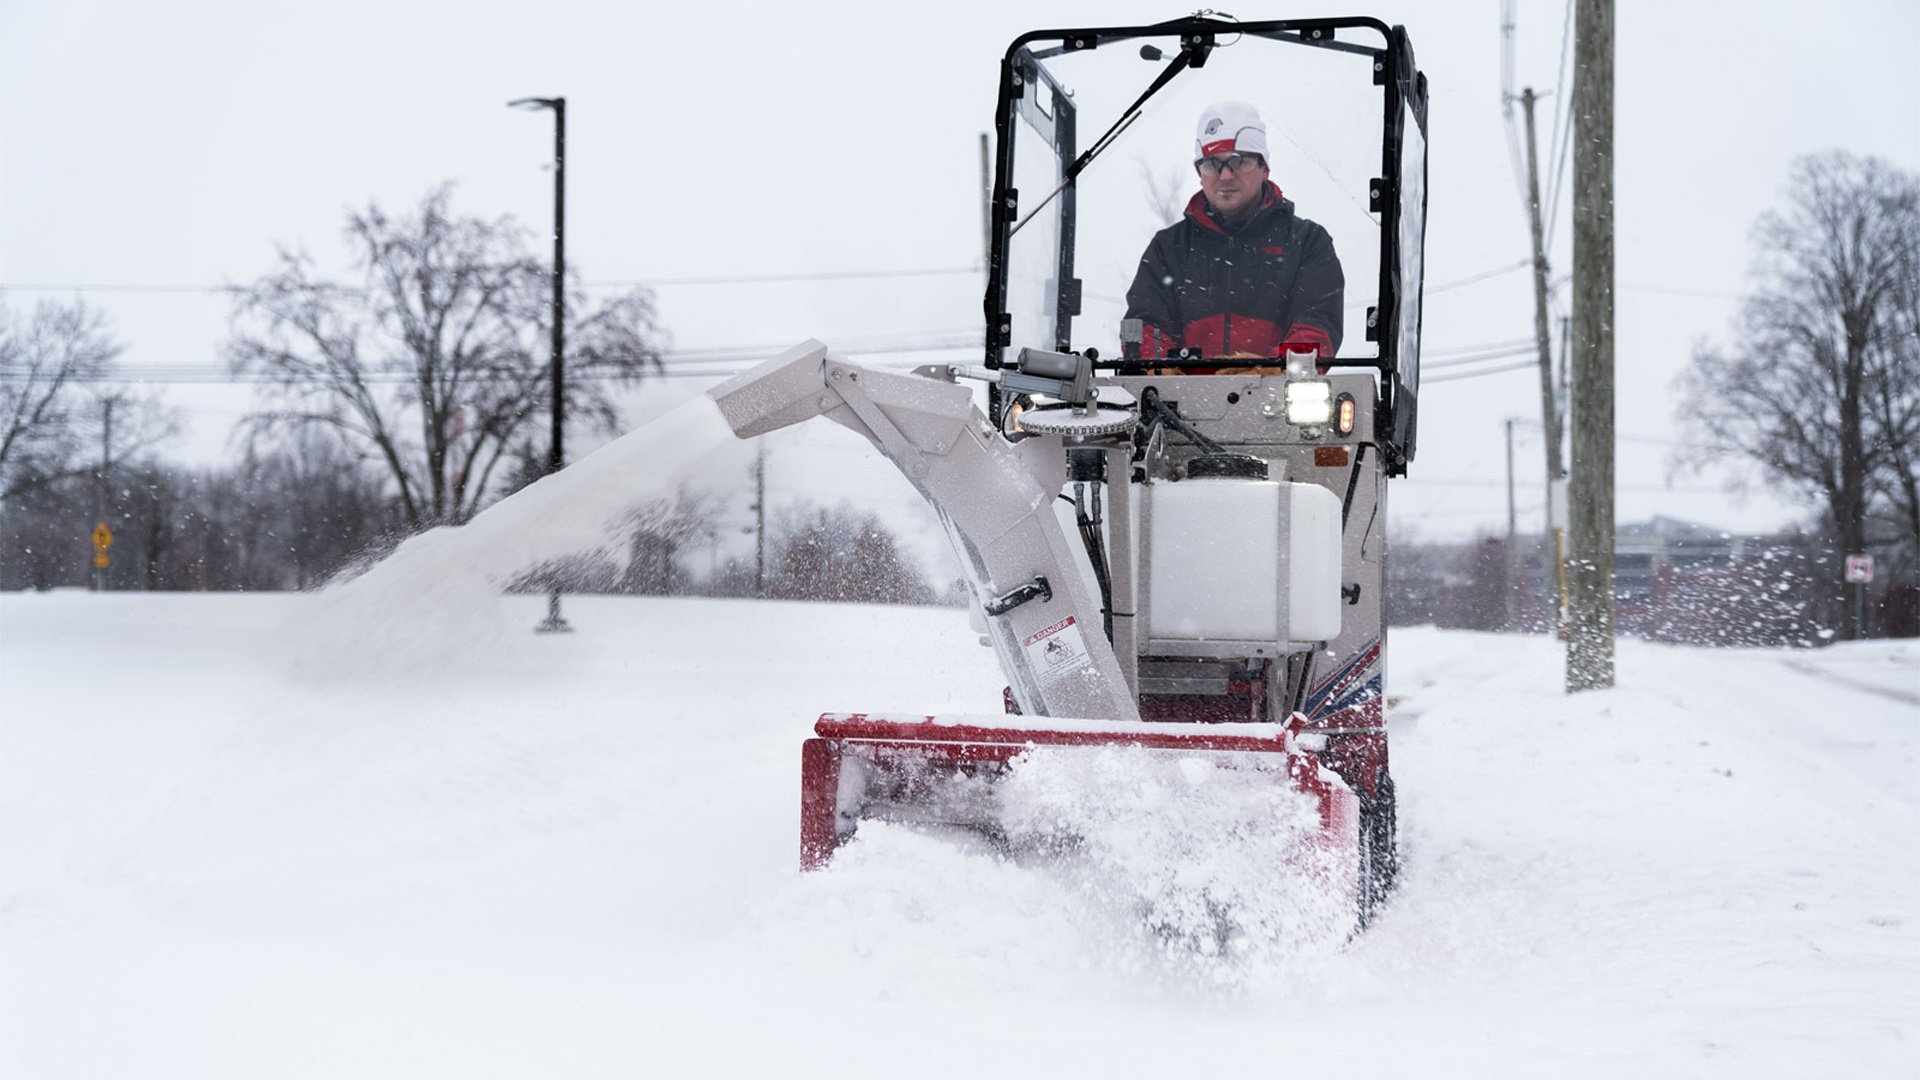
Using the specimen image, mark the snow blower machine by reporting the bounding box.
[706,13,1428,929]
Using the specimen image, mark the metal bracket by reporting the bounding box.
[824,362,930,477]
[985,575,1053,616]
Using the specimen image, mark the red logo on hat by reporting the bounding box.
[1200,138,1236,158]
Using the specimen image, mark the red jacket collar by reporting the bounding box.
[1184,180,1286,235]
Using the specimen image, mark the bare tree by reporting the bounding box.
[1137,157,1192,228]
[769,502,931,605]
[492,485,722,597]
[237,430,405,588]
[1868,203,1920,547]
[0,298,118,497]
[226,184,666,530]
[1,299,179,513]
[617,486,721,595]
[1678,152,1920,635]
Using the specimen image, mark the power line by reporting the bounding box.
[1428,335,1535,356]
[1542,0,1578,251]
[1544,102,1575,252]
[1427,259,1531,294]
[1498,0,1532,218]
[1423,346,1541,374]
[1545,0,1576,171]
[1509,415,1693,448]
[1620,282,1744,301]
[1410,506,1533,521]
[0,265,984,295]
[1407,477,1733,493]
[7,332,984,385]
[0,283,248,295]
[1425,343,1538,368]
[16,333,1562,386]
[649,339,979,380]
[1423,357,1540,384]
[591,266,979,288]
[1544,275,1742,303]
[10,259,1537,314]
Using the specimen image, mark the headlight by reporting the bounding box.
[1284,379,1334,426]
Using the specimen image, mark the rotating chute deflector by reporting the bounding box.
[708,340,969,452]
[704,340,1141,724]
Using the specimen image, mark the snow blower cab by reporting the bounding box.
[703,13,1428,928]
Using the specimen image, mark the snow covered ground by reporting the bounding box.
[1,587,1914,1078]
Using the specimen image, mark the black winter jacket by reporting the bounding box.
[1124,181,1344,361]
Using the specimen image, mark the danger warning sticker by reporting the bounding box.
[1022,615,1092,690]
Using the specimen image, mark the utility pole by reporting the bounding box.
[542,96,570,633]
[547,101,566,483]
[1505,418,1519,630]
[754,439,767,599]
[91,397,113,592]
[1520,87,1567,628]
[1555,313,1573,621]
[511,95,572,634]
[1558,315,1572,423]
[1567,0,1615,691]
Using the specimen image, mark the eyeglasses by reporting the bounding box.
[1196,153,1265,178]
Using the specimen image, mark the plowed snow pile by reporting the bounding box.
[2,589,1915,1079]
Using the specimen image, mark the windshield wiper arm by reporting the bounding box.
[1011,40,1207,237]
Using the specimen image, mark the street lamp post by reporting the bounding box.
[510,95,572,634]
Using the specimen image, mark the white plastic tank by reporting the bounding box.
[1145,474,1342,645]
[1286,482,1343,642]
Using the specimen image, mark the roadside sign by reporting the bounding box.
[90,518,112,572]
[1844,553,1874,584]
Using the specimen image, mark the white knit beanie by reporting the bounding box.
[1194,100,1269,163]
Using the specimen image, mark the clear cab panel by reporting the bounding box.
[987,16,1428,468]
[998,23,1389,364]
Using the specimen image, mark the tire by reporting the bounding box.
[1375,772,1399,895]
[1355,807,1377,930]
[1356,771,1398,929]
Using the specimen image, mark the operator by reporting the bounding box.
[1124,100,1345,370]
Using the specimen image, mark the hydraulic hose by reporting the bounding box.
[1139,386,1226,456]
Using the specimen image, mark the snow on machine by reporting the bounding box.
[705,13,1428,929]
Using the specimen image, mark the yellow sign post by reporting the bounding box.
[91,521,112,571]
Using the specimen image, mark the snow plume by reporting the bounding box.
[995,745,1352,989]
[771,824,1095,1000]
[287,396,749,680]
[763,745,1354,1003]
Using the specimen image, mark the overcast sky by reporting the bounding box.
[5,0,1919,548]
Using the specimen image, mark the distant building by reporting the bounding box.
[1613,516,1749,609]
[1389,516,1848,645]
[1612,517,1822,645]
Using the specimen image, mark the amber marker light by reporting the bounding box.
[1337,393,1356,435]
